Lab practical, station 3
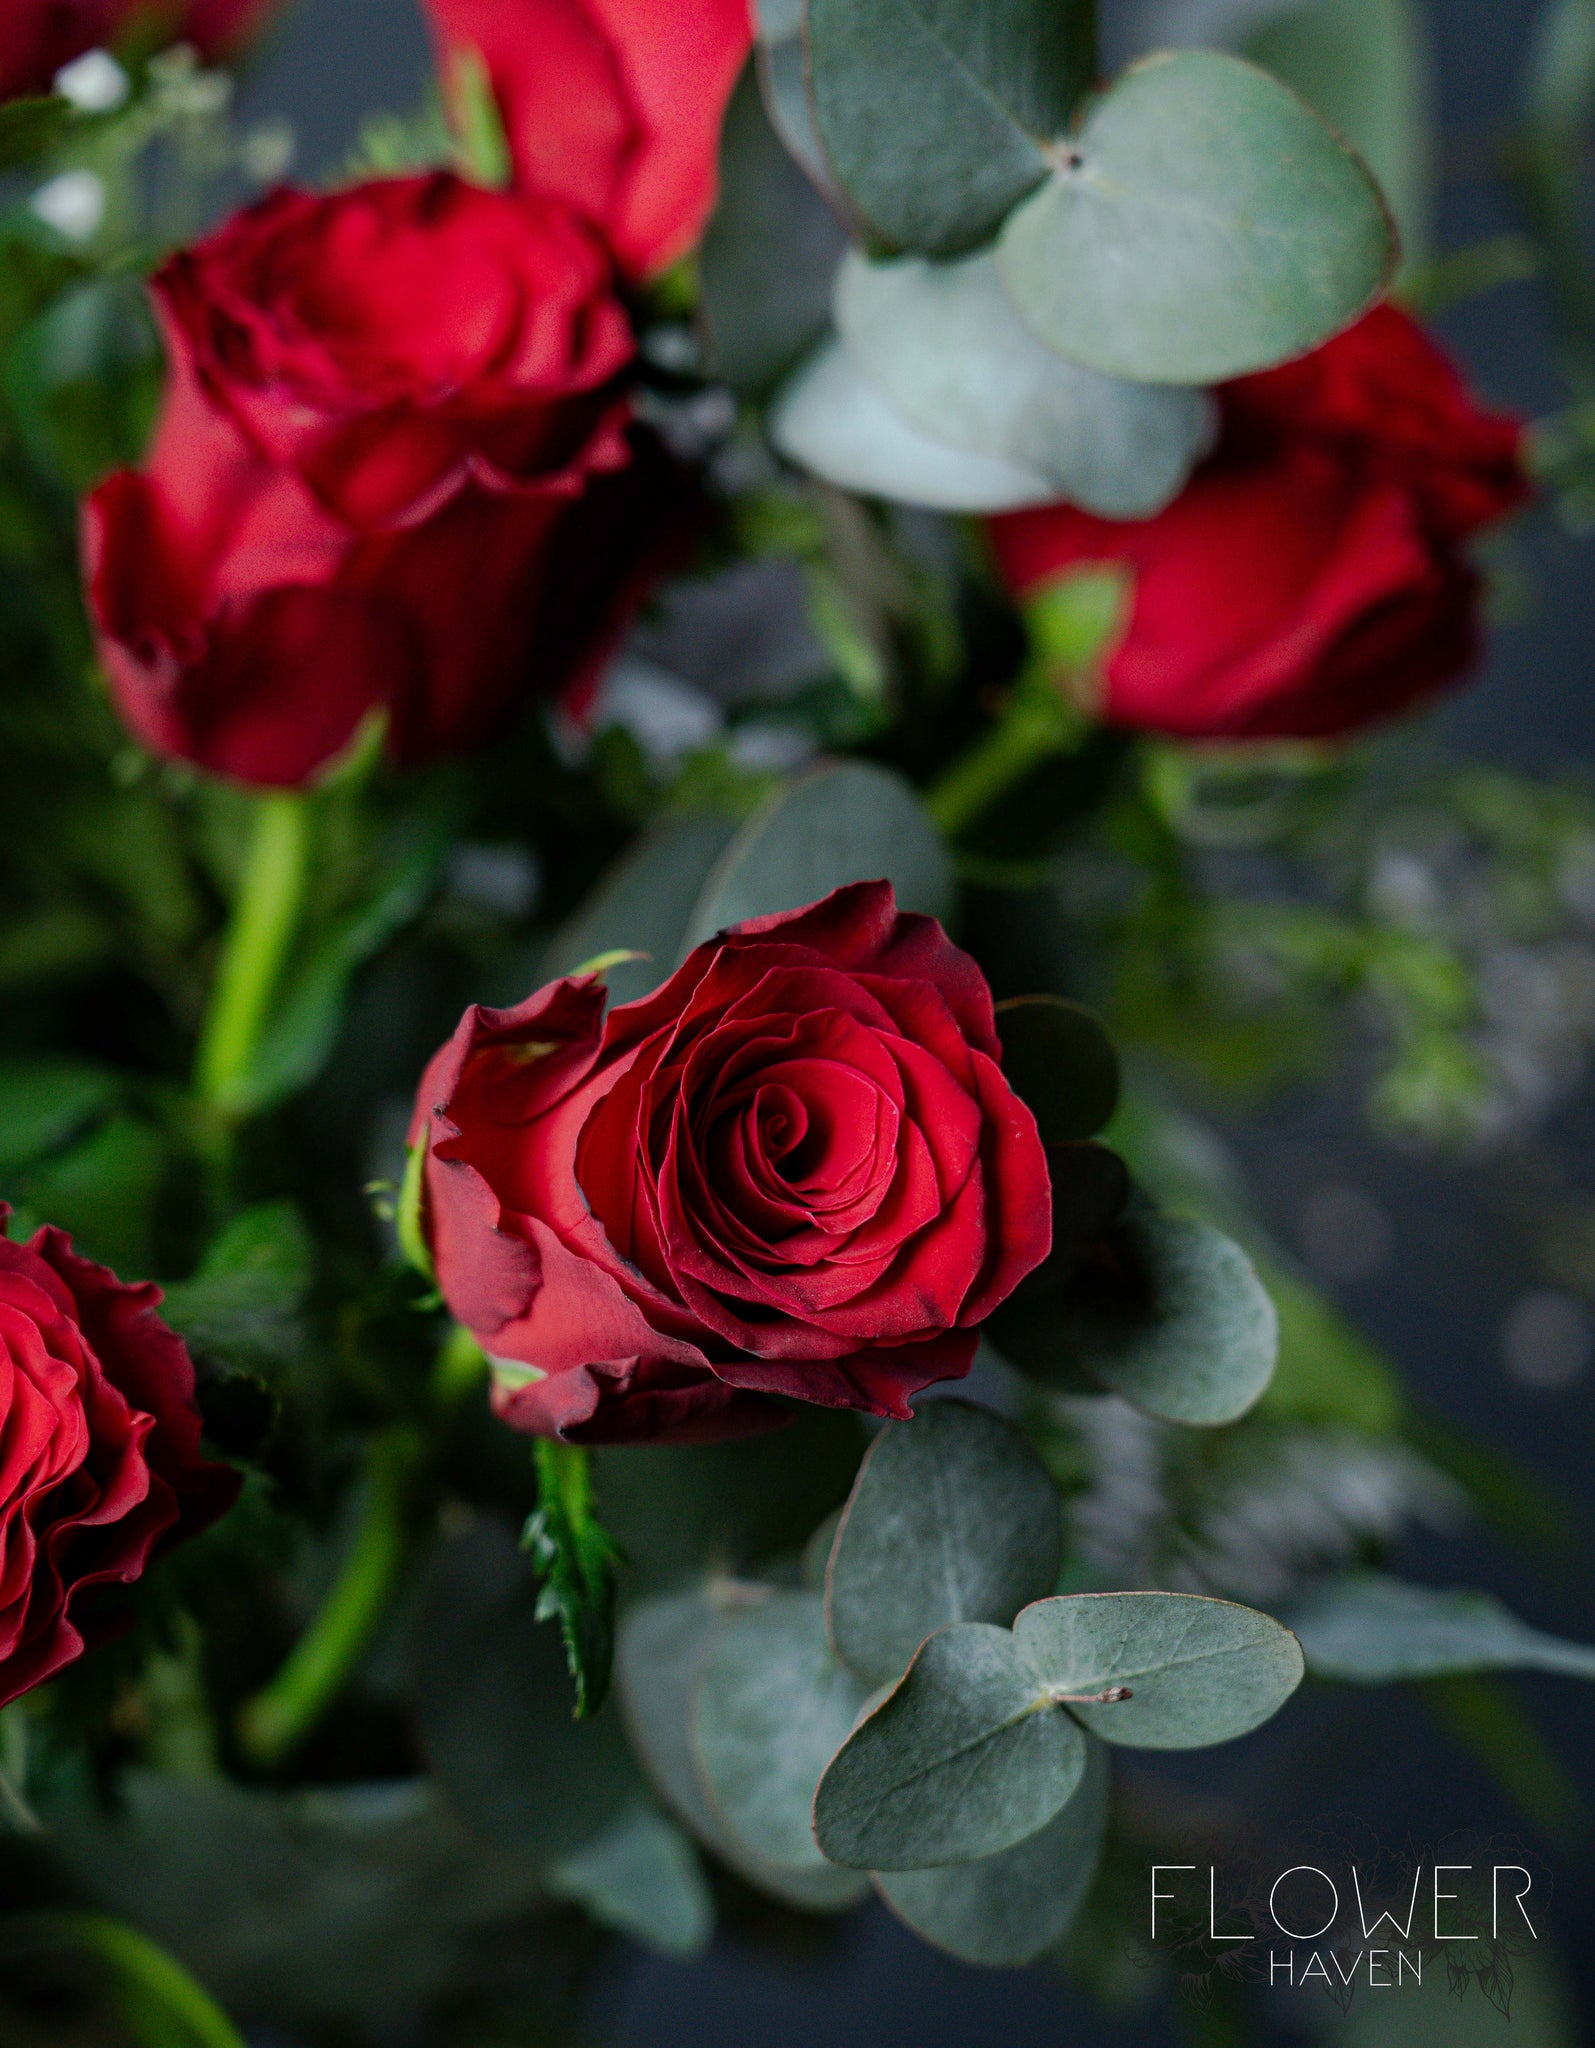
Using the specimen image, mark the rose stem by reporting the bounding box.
[194,788,312,1117]
[32,1914,247,2048]
[234,1425,424,1770]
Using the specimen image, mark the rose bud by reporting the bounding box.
[408,882,1053,1445]
[0,1212,238,1709]
[83,173,641,786]
[422,0,753,279]
[989,304,1530,741]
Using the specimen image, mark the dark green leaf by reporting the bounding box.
[693,1589,868,1870]
[997,50,1395,383]
[832,251,1214,515]
[19,1114,166,1274]
[0,97,73,171]
[875,1732,1108,1965]
[806,0,1097,255]
[1289,1573,1595,1684]
[547,1798,713,1958]
[995,996,1120,1144]
[683,760,953,947]
[1014,1591,1305,1748]
[161,1204,313,1377]
[0,1057,116,1175]
[826,1400,1062,1688]
[617,1588,870,1909]
[813,1622,1086,1869]
[524,1441,628,1720]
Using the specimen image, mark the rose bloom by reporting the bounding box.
[1,0,279,100]
[84,173,643,786]
[989,304,1530,741]
[410,883,1052,1444]
[0,1213,237,1709]
[423,0,753,279]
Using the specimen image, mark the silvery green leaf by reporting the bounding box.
[835,250,1215,516]
[547,1798,713,1958]
[1289,1574,1595,1684]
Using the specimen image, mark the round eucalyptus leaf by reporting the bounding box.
[994,996,1121,1145]
[875,1733,1109,1965]
[683,759,953,948]
[692,1590,869,1871]
[826,1400,1062,1688]
[409,1521,635,1863]
[813,1622,1086,1870]
[547,1799,713,1959]
[1288,1573,1595,1684]
[835,251,1215,516]
[1062,1211,1279,1425]
[1014,1591,1304,1749]
[997,50,1396,384]
[806,0,1096,256]
[770,338,1057,511]
[617,1590,869,1910]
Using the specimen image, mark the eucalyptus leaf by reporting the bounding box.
[806,0,1096,255]
[693,1590,868,1870]
[997,50,1395,384]
[770,337,1057,511]
[547,1798,713,1958]
[617,1589,869,1910]
[540,812,740,1007]
[813,1622,1086,1870]
[995,997,1121,1145]
[826,1400,1062,1689]
[1289,1573,1595,1684]
[683,759,953,946]
[754,0,839,196]
[1014,1591,1305,1748]
[834,251,1214,516]
[875,1733,1108,1965]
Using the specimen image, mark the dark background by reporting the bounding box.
[237,4,1595,2041]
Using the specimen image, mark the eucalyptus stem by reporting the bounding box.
[236,1425,423,1769]
[195,789,311,1116]
[925,668,1089,841]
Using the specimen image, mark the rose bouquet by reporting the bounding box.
[0,1,1592,2043]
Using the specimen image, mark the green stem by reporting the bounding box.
[236,1426,422,1769]
[195,790,311,1116]
[926,670,1088,841]
[34,1914,246,2048]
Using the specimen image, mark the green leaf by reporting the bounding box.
[0,1056,116,1175]
[161,1203,313,1376]
[770,337,1058,510]
[826,1400,1061,1689]
[0,96,73,171]
[812,1622,1086,1869]
[683,760,953,947]
[875,1732,1108,1965]
[995,996,1120,1145]
[996,50,1395,384]
[540,812,741,1008]
[1289,1574,1595,1684]
[410,1520,636,1862]
[20,1114,166,1275]
[806,0,1097,256]
[1246,0,1436,266]
[1013,1591,1304,1748]
[703,63,847,396]
[616,1589,870,1909]
[833,250,1214,516]
[524,1442,627,1720]
[547,1798,713,1958]
[693,1589,868,1870]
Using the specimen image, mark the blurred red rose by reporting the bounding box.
[1,0,280,100]
[409,882,1052,1446]
[423,0,753,279]
[0,1213,237,1709]
[989,305,1530,741]
[83,173,648,786]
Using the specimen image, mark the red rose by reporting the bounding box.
[409,882,1052,1445]
[989,305,1530,741]
[423,0,753,279]
[0,1213,237,1709]
[84,173,642,786]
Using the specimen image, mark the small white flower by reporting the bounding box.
[31,170,106,243]
[52,49,130,113]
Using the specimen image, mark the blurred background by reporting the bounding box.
[15,1,1594,2043]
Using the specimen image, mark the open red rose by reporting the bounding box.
[0,1213,238,1709]
[423,0,753,279]
[84,172,647,786]
[989,304,1530,741]
[410,882,1052,1445]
